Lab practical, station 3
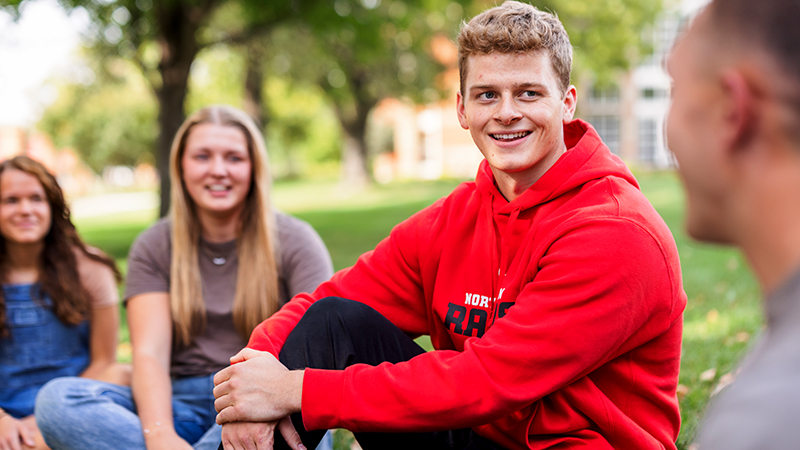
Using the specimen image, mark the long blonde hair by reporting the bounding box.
[168,105,279,346]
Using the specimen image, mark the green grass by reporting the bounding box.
[73,172,762,450]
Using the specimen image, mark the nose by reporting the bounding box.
[209,154,226,176]
[18,199,33,215]
[495,96,522,125]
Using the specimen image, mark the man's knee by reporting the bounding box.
[281,297,386,369]
[300,297,380,332]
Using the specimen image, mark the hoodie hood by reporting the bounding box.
[476,119,638,215]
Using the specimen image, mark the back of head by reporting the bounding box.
[457,0,573,94]
[708,0,800,97]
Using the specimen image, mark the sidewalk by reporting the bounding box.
[69,191,159,220]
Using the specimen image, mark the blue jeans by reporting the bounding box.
[35,375,222,450]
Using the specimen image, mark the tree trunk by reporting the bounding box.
[155,84,188,217]
[340,131,370,187]
[243,39,268,130]
[154,3,203,217]
[335,73,375,187]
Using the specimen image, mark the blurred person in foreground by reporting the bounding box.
[667,1,800,449]
[213,2,686,450]
[0,156,129,450]
[34,105,334,450]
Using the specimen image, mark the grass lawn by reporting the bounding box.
[73,171,762,450]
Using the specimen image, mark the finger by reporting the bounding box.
[277,417,306,450]
[214,366,233,387]
[18,423,35,448]
[8,432,21,450]
[216,406,239,425]
[221,425,234,450]
[229,347,263,365]
[229,433,253,450]
[214,392,234,415]
[222,433,244,450]
[213,378,230,400]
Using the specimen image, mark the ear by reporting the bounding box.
[562,85,577,122]
[456,90,469,130]
[719,69,755,153]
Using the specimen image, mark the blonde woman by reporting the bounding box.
[35,105,333,450]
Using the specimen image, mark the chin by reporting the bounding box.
[685,219,734,245]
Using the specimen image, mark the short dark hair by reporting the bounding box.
[708,0,800,84]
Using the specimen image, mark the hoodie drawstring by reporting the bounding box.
[489,205,521,325]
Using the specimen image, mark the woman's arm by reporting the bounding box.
[127,293,193,450]
[76,251,131,385]
[80,303,131,385]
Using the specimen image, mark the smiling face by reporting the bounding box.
[181,123,253,223]
[457,50,576,196]
[0,168,52,246]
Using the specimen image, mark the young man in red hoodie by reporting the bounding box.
[213,2,686,449]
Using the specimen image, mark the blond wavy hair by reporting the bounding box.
[457,1,573,95]
[168,105,279,345]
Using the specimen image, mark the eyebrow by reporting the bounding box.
[468,82,551,93]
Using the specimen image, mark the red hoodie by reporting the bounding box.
[249,120,685,450]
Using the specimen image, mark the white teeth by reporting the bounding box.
[208,185,229,191]
[493,132,529,140]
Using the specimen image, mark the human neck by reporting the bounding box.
[490,145,566,202]
[197,210,242,243]
[4,241,43,283]
[735,153,800,295]
[740,213,800,296]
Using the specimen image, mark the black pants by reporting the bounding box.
[220,297,508,450]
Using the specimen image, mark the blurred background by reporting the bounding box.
[0,1,758,449]
[1,0,707,206]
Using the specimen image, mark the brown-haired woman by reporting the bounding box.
[35,105,334,450]
[0,156,129,450]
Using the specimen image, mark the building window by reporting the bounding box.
[589,85,620,104]
[639,119,657,164]
[641,87,666,100]
[588,116,620,155]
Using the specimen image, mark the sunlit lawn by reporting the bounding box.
[73,171,762,450]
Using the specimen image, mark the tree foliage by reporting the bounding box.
[16,0,317,215]
[15,0,661,208]
[530,0,662,85]
[38,57,157,172]
[265,0,465,185]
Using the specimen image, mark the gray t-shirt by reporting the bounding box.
[695,267,800,449]
[124,212,333,378]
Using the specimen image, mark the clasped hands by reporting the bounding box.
[213,348,306,450]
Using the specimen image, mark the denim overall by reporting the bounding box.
[0,283,89,418]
